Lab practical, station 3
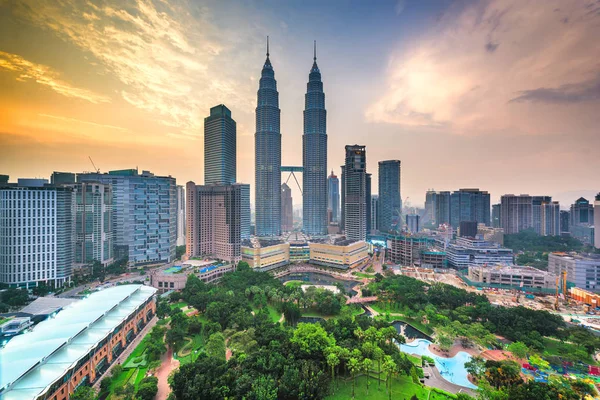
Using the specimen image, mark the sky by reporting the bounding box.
[0,0,599,208]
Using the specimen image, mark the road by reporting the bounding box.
[57,270,147,298]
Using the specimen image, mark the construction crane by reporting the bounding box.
[88,156,100,173]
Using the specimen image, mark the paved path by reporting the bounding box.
[155,347,179,400]
[92,316,157,390]
[423,364,476,397]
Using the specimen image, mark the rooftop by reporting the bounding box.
[0,285,156,400]
[19,297,79,316]
[551,252,600,262]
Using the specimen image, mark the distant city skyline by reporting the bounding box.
[0,0,598,207]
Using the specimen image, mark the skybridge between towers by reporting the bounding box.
[281,166,303,194]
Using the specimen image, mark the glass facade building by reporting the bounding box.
[204,104,236,185]
[327,171,340,223]
[342,145,367,241]
[302,45,328,235]
[377,160,401,233]
[255,40,281,236]
[78,169,176,267]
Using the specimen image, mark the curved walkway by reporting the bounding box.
[424,364,477,397]
[155,347,179,400]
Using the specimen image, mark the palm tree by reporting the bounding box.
[362,358,373,396]
[348,357,360,399]
[382,356,396,400]
[372,347,384,389]
[326,352,340,393]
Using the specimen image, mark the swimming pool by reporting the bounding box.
[399,339,477,389]
[163,266,183,274]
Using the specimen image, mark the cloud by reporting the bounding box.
[0,51,110,104]
[12,0,256,132]
[38,113,130,132]
[366,0,600,137]
[510,74,600,104]
[395,0,406,16]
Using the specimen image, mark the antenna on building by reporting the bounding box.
[88,156,100,173]
[314,40,317,61]
[266,36,269,57]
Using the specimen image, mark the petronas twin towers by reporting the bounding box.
[255,38,327,237]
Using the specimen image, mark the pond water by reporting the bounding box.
[399,339,477,389]
[297,316,325,324]
[279,272,359,296]
[392,321,432,340]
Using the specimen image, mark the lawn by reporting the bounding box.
[109,335,151,394]
[175,334,205,365]
[371,303,434,336]
[542,337,597,365]
[0,317,12,325]
[252,304,282,323]
[169,301,188,310]
[327,374,455,400]
[352,272,375,279]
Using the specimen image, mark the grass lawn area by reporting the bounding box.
[406,354,422,366]
[0,317,12,325]
[301,307,333,319]
[252,305,282,323]
[371,303,434,336]
[327,374,455,400]
[542,337,597,365]
[169,301,188,310]
[352,272,375,279]
[109,335,152,394]
[175,334,204,365]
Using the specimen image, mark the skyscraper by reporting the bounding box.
[424,190,437,225]
[371,195,379,232]
[449,189,491,228]
[571,197,594,226]
[436,191,451,226]
[303,41,327,236]
[343,145,367,241]
[406,215,421,234]
[0,179,74,288]
[204,104,236,185]
[366,173,372,233]
[281,183,293,232]
[78,169,177,266]
[560,210,570,234]
[327,171,340,223]
[378,160,401,233]
[186,181,247,262]
[500,194,533,234]
[255,38,281,237]
[176,185,186,246]
[73,182,113,266]
[594,193,600,249]
[532,196,552,235]
[541,201,560,236]
[492,204,501,228]
[340,165,345,230]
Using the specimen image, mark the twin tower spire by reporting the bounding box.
[255,37,328,237]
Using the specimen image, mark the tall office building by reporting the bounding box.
[424,190,437,225]
[0,179,74,288]
[378,160,401,233]
[406,215,421,234]
[204,104,236,185]
[595,193,600,249]
[327,171,340,223]
[541,201,560,236]
[449,189,491,228]
[78,169,176,266]
[302,42,327,236]
[176,185,186,246]
[340,165,345,230]
[366,173,372,234]
[436,191,451,226]
[492,204,501,228]
[50,172,113,266]
[281,183,293,232]
[571,197,594,226]
[532,196,552,235]
[73,182,113,266]
[371,195,379,232]
[342,145,367,241]
[255,38,281,237]
[240,185,250,240]
[560,210,570,234]
[186,182,247,262]
[500,194,533,234]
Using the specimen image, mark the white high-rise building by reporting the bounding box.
[0,179,74,288]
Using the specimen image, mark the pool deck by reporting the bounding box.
[424,363,477,397]
[428,342,481,358]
